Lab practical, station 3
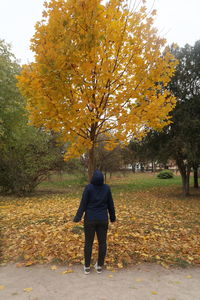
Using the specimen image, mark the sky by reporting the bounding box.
[0,0,200,64]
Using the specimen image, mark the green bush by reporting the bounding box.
[0,128,64,196]
[157,169,174,179]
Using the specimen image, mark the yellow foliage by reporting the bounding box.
[17,0,178,159]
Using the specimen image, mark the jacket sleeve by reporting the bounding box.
[107,187,116,222]
[73,186,89,222]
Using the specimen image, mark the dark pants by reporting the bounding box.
[84,220,108,268]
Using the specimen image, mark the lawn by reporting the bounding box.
[0,172,200,269]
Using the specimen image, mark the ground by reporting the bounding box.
[1,173,200,299]
[0,263,200,300]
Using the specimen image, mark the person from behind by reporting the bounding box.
[73,170,116,274]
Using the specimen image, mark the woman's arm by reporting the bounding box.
[73,186,89,222]
[107,187,116,222]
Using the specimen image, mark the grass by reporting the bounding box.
[37,171,182,195]
[107,172,182,194]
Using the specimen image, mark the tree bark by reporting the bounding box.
[193,164,199,188]
[181,171,190,196]
[104,171,107,184]
[140,163,144,172]
[151,160,155,172]
[131,164,136,173]
[176,158,191,196]
[88,147,95,181]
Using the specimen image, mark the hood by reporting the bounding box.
[90,170,104,185]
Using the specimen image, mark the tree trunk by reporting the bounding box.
[131,164,136,173]
[193,164,199,188]
[104,171,107,184]
[88,147,95,181]
[181,172,190,196]
[151,160,154,172]
[177,158,191,196]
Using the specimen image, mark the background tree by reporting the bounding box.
[0,40,23,144]
[0,40,65,195]
[94,137,122,180]
[139,41,200,196]
[17,0,177,179]
[168,41,200,195]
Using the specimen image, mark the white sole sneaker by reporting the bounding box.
[94,262,102,274]
[84,266,90,275]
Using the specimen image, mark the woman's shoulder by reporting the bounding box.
[85,183,94,190]
[86,183,110,190]
[103,183,111,190]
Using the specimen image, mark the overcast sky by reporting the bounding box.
[0,0,199,64]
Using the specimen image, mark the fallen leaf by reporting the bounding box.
[51,265,58,270]
[161,262,169,269]
[135,278,143,282]
[0,285,5,290]
[186,275,192,279]
[23,288,33,292]
[151,291,158,295]
[25,261,35,267]
[62,269,74,274]
[16,263,25,267]
[117,263,123,268]
[108,274,113,278]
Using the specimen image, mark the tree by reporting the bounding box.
[121,140,146,172]
[141,42,200,196]
[94,138,122,180]
[0,40,65,195]
[17,0,177,179]
[168,42,200,195]
[0,40,24,144]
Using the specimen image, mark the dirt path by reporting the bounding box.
[0,263,200,300]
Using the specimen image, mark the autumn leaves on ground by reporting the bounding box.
[0,173,200,270]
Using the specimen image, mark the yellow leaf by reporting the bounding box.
[135,278,143,282]
[25,261,35,267]
[62,269,74,274]
[117,263,123,268]
[24,254,30,260]
[186,275,192,279]
[106,266,113,270]
[23,288,33,292]
[161,262,169,269]
[151,291,158,295]
[16,263,25,267]
[108,274,113,278]
[51,265,58,270]
[187,256,194,261]
[0,285,5,290]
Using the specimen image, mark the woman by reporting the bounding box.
[73,170,116,275]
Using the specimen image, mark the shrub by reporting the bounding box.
[157,169,174,179]
[0,129,64,195]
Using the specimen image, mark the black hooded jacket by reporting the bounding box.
[73,170,116,222]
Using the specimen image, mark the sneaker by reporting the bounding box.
[94,262,102,274]
[84,266,90,275]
